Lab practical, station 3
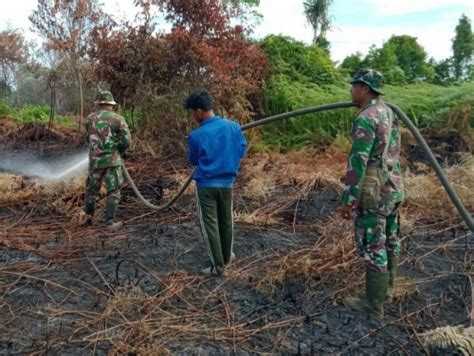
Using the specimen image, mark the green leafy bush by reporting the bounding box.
[16,105,75,126]
[261,78,474,149]
[0,100,15,117]
[260,35,339,85]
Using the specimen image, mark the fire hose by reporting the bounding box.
[122,101,474,233]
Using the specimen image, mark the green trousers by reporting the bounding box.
[85,166,123,211]
[354,203,402,273]
[196,188,234,269]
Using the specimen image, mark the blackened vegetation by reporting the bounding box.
[0,127,471,354]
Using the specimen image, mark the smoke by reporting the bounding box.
[0,151,89,181]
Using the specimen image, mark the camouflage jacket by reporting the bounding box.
[342,99,405,208]
[85,110,131,170]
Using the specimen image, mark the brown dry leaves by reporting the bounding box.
[241,148,347,201]
[403,156,474,225]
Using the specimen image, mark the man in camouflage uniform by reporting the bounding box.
[339,69,405,319]
[84,91,131,227]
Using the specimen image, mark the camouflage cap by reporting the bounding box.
[95,90,118,106]
[349,69,384,95]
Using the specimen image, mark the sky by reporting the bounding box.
[0,0,472,63]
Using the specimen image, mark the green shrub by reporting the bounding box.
[18,105,50,123]
[117,107,143,130]
[0,100,15,117]
[384,81,474,127]
[261,75,353,149]
[260,35,340,85]
[261,78,474,149]
[16,105,75,127]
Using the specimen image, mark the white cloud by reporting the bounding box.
[103,0,140,23]
[253,0,312,42]
[362,0,474,16]
[0,0,37,34]
[254,0,467,62]
[0,0,470,63]
[327,19,458,62]
[0,0,140,31]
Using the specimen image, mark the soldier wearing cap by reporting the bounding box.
[84,91,131,228]
[339,69,405,319]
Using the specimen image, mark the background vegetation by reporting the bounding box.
[0,0,472,151]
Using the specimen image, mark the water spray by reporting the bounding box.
[0,152,89,181]
[51,157,89,180]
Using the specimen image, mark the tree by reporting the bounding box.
[0,30,26,98]
[220,0,261,24]
[432,58,455,84]
[364,43,398,73]
[29,0,110,129]
[361,43,408,85]
[221,0,260,6]
[340,52,364,77]
[385,35,433,82]
[260,35,337,85]
[452,14,473,80]
[383,67,407,85]
[91,0,266,145]
[303,0,333,50]
[90,14,157,128]
[14,61,49,106]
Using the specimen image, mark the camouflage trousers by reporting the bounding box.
[354,203,402,273]
[85,166,123,210]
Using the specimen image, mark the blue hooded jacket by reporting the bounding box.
[188,116,247,188]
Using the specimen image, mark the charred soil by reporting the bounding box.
[0,123,472,354]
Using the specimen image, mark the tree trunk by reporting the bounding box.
[48,79,56,130]
[130,106,135,131]
[14,71,20,106]
[77,70,84,131]
[312,23,319,45]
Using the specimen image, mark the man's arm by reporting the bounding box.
[188,134,199,166]
[84,116,91,145]
[341,115,376,207]
[238,127,247,158]
[117,117,131,154]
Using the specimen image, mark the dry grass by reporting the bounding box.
[0,173,34,204]
[235,148,348,227]
[0,106,473,356]
[251,217,357,296]
[0,137,472,353]
[0,118,19,138]
[0,173,85,204]
[403,156,474,226]
[234,211,279,226]
[421,326,474,356]
[241,148,346,199]
[1,146,471,253]
[48,265,311,354]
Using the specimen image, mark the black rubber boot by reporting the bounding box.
[103,201,122,230]
[84,201,96,215]
[386,258,398,302]
[104,200,118,222]
[343,271,390,320]
[82,201,95,226]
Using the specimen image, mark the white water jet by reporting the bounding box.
[0,151,89,181]
[50,156,89,180]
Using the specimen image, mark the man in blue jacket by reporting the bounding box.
[185,90,247,276]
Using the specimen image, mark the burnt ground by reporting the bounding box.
[0,187,472,355]
[403,128,472,170]
[0,125,472,354]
